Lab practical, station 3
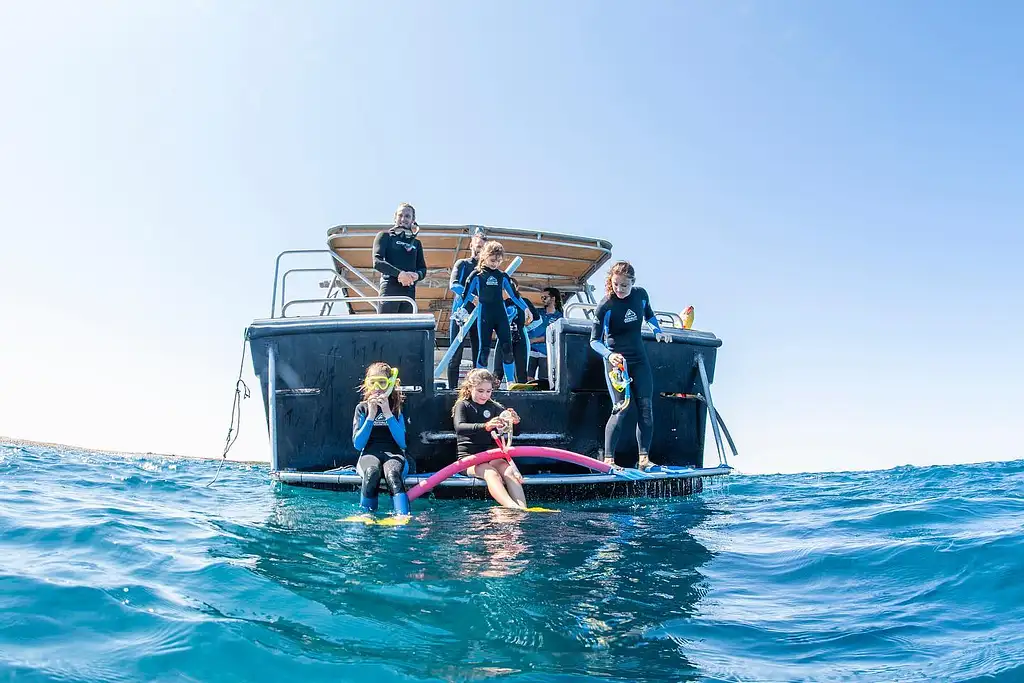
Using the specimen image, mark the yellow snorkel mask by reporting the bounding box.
[364,367,400,397]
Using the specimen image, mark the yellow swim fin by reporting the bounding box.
[339,514,375,524]
[339,514,412,526]
[374,515,412,526]
[523,506,559,513]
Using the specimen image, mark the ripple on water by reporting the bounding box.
[1,445,1022,682]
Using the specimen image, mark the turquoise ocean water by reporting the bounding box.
[1,444,1022,682]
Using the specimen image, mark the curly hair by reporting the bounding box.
[451,368,503,416]
[604,260,636,297]
[475,241,505,273]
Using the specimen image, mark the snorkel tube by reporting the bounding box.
[609,360,632,415]
[381,367,400,397]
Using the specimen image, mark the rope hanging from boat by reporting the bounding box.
[207,330,251,488]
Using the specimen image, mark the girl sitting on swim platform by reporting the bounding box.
[452,369,527,509]
[352,362,411,514]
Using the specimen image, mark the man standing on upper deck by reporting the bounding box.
[373,203,427,314]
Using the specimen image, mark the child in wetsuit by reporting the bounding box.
[589,260,672,470]
[352,362,411,514]
[457,241,531,387]
[446,230,485,388]
[493,277,535,385]
[451,369,527,509]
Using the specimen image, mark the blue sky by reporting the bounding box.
[1,1,1021,473]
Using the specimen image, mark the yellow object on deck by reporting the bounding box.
[681,306,695,330]
[508,382,540,391]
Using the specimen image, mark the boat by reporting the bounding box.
[247,223,736,500]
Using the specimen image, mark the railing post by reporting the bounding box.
[281,296,418,318]
[271,253,285,318]
[696,353,729,468]
[267,342,279,473]
[328,250,380,293]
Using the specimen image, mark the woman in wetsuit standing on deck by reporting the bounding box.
[589,261,672,470]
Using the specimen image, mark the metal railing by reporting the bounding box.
[279,268,371,317]
[271,249,383,319]
[563,302,685,329]
[281,296,418,318]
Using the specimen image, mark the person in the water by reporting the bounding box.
[457,241,531,387]
[372,203,427,314]
[452,369,526,509]
[589,261,672,470]
[526,286,564,382]
[351,361,411,514]
[446,230,486,388]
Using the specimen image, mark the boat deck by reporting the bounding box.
[275,465,732,500]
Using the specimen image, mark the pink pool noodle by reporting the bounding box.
[406,445,612,501]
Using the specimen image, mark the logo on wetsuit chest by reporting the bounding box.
[482,409,491,418]
[486,276,499,286]
[373,414,388,425]
[395,239,415,252]
[623,309,638,324]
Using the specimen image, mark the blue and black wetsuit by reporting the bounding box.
[447,256,481,388]
[493,298,532,385]
[589,287,663,462]
[461,267,530,383]
[526,309,564,381]
[372,228,427,314]
[352,401,411,513]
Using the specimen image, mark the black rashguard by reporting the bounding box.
[452,398,520,458]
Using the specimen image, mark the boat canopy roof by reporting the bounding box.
[326,224,613,335]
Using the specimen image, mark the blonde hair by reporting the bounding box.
[452,368,502,416]
[360,361,404,413]
[393,202,416,226]
[604,260,636,297]
[475,241,505,273]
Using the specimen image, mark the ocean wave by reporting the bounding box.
[1,445,1021,682]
